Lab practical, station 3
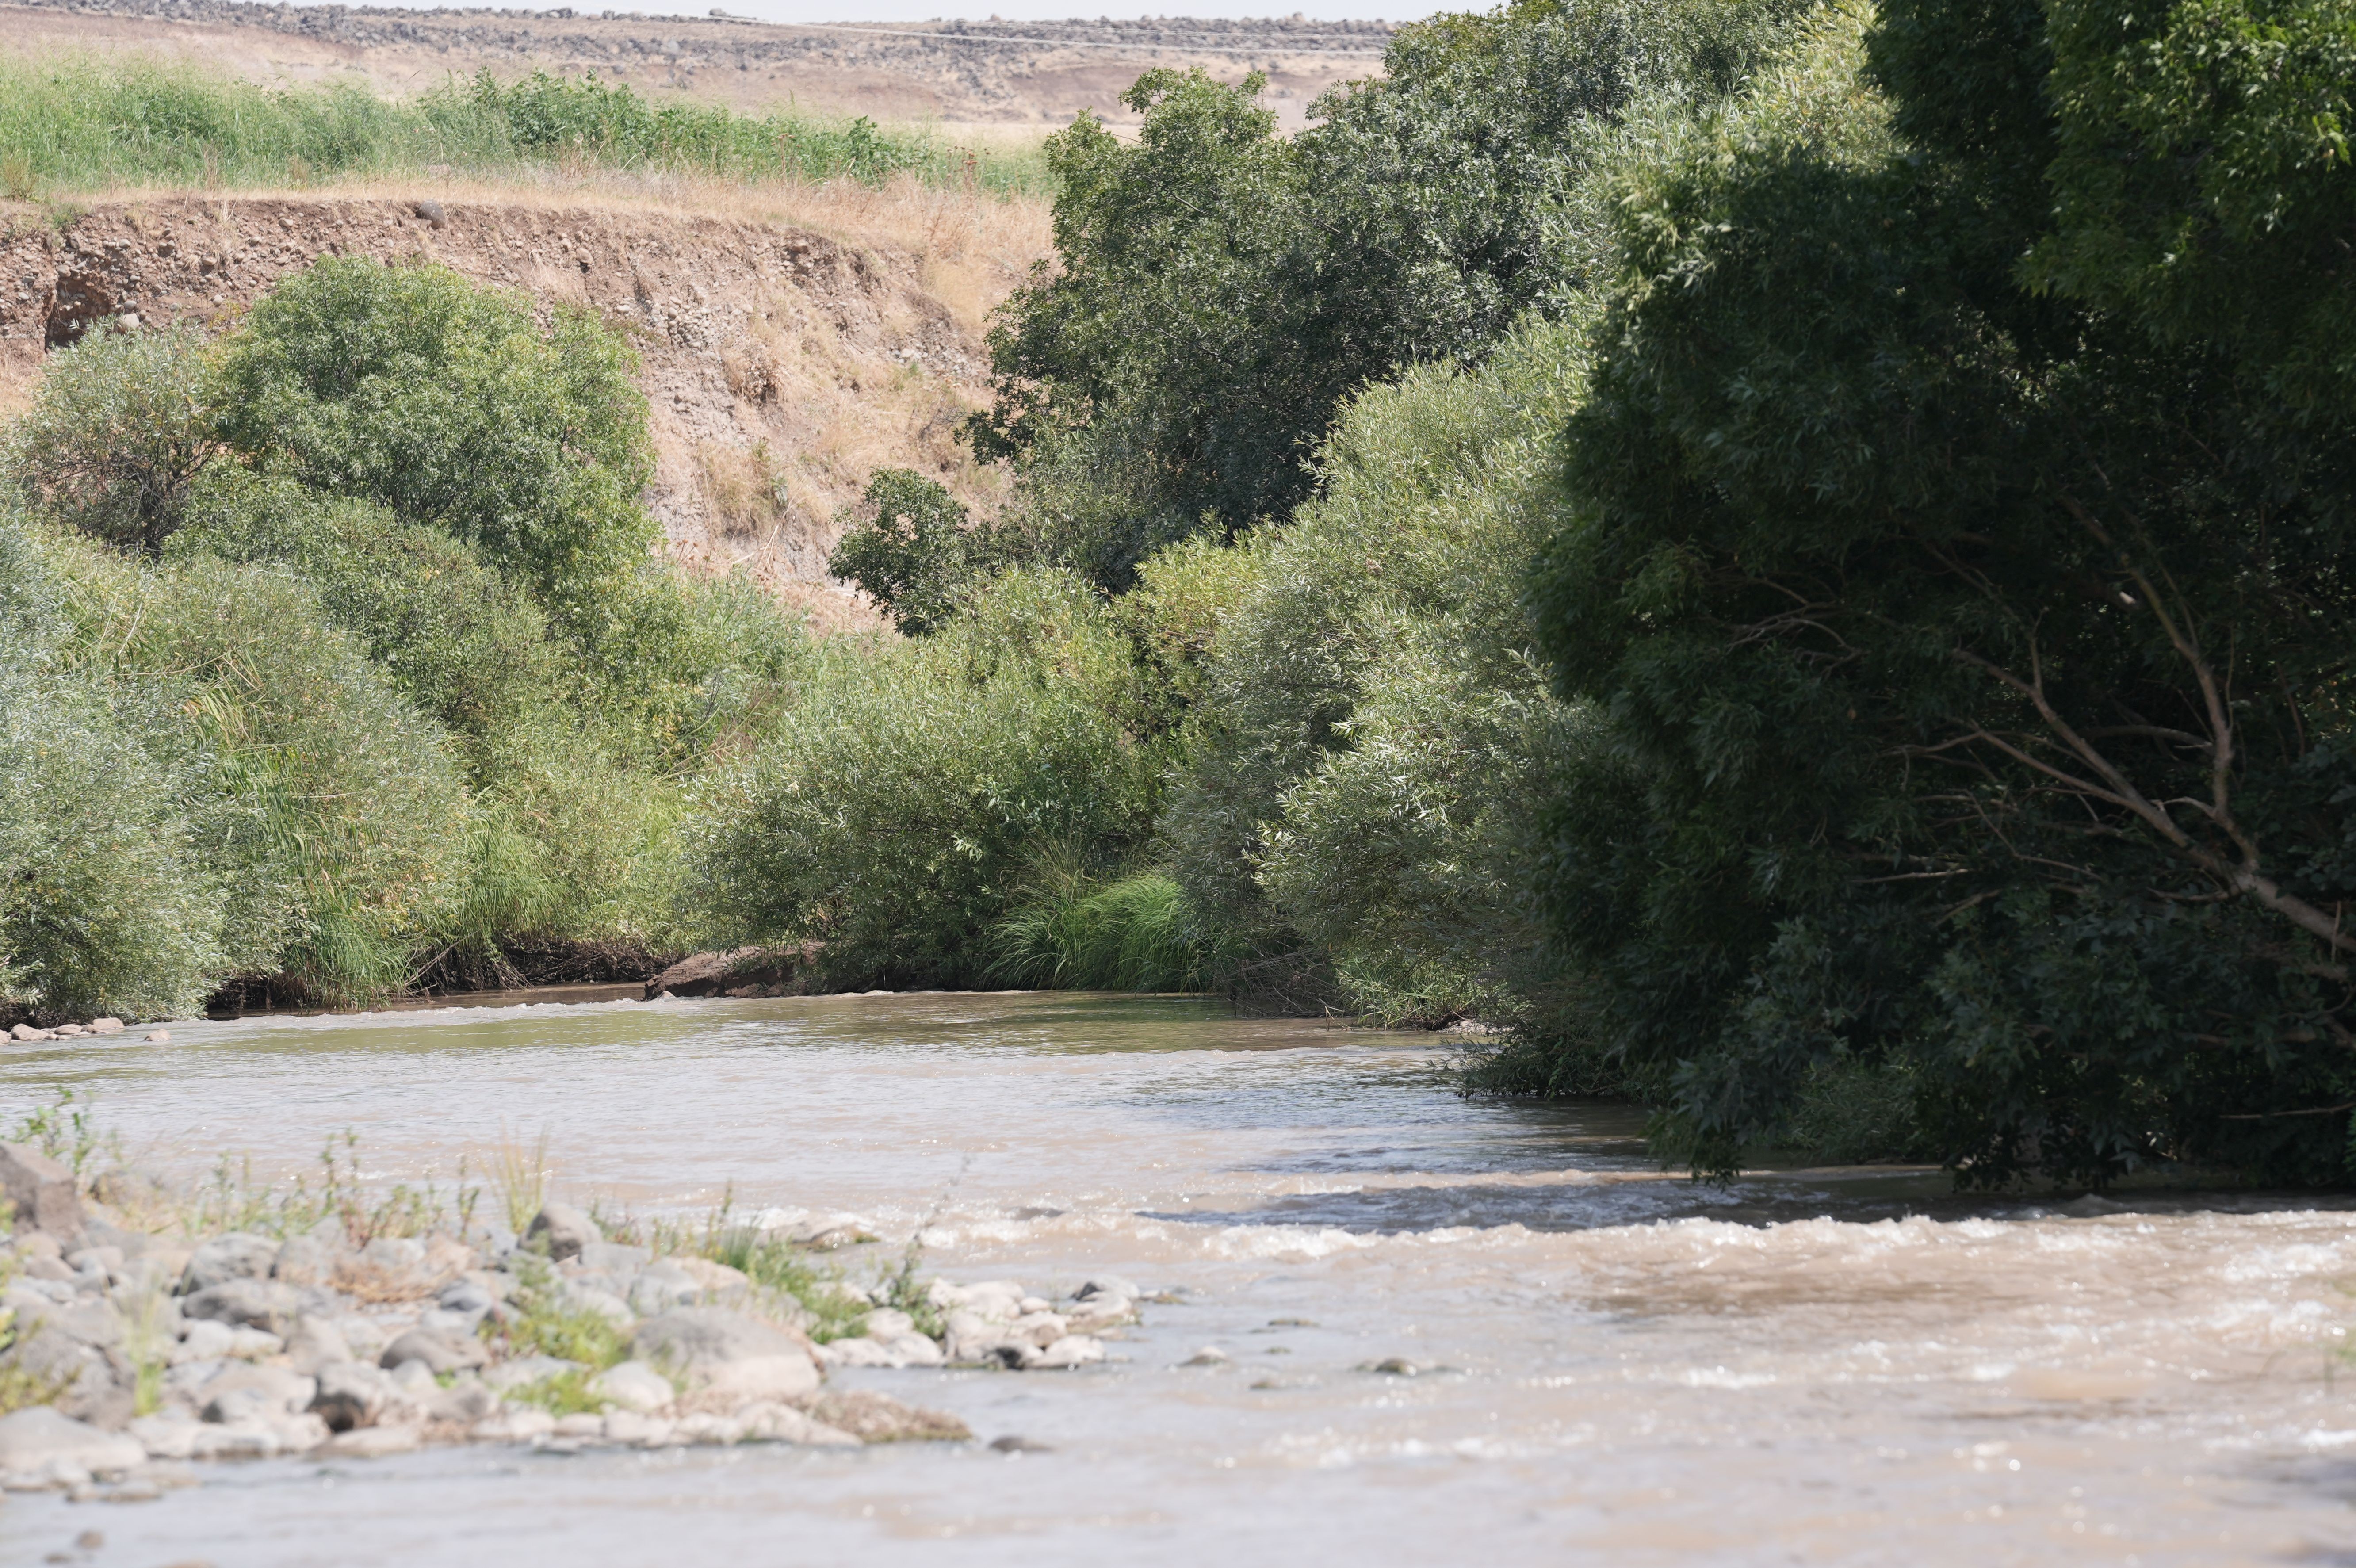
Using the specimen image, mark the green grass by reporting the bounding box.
[990,863,1228,992]
[494,1256,633,1368]
[505,1365,611,1417]
[0,55,1052,199]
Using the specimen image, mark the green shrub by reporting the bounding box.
[176,469,561,742]
[52,534,472,1003]
[213,259,657,628]
[449,69,952,188]
[990,859,1229,992]
[173,465,713,965]
[1113,532,1266,732]
[0,518,227,1021]
[8,325,215,557]
[825,468,987,638]
[971,0,1807,579]
[1159,317,1595,1035]
[1527,0,2356,1183]
[689,571,1162,986]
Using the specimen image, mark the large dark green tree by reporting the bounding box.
[972,0,1806,587]
[1530,0,2356,1184]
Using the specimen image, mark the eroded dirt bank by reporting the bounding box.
[0,184,1049,626]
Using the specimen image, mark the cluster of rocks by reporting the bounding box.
[0,1151,1139,1496]
[4,1019,170,1046]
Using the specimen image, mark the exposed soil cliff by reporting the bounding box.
[0,180,1052,627]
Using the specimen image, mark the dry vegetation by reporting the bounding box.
[0,172,1054,627]
[0,0,1389,132]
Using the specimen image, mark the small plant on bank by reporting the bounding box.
[0,1231,76,1416]
[875,1234,945,1342]
[0,151,36,201]
[8,1087,111,1178]
[486,1126,554,1237]
[184,1132,450,1245]
[504,1364,609,1417]
[493,1254,631,1369]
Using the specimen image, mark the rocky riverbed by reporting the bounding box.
[0,1141,1144,1498]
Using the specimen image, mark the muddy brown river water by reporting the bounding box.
[2,992,2353,1565]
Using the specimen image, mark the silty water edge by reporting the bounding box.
[1,992,2352,1565]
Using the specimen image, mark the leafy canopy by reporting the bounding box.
[971,0,1807,585]
[213,258,658,626]
[1530,0,2356,1184]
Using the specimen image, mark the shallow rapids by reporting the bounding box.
[3,993,2353,1565]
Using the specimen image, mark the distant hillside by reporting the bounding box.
[0,2,1393,131]
[0,181,1054,628]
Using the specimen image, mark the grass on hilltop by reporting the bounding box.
[0,55,1053,201]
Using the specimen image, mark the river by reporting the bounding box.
[2,992,2352,1565]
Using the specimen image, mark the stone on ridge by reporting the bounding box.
[0,1407,145,1478]
[630,1308,818,1401]
[379,1327,489,1374]
[590,1360,675,1415]
[182,1233,279,1293]
[0,1142,84,1238]
[525,1203,600,1262]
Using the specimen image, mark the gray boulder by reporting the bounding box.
[631,1308,819,1401]
[0,1407,144,1477]
[271,1233,343,1286]
[482,1353,581,1392]
[0,1142,83,1238]
[196,1363,314,1422]
[182,1277,302,1335]
[379,1327,489,1374]
[283,1314,352,1374]
[421,1380,498,1423]
[183,1232,279,1293]
[1,1319,122,1423]
[10,1296,125,1350]
[590,1359,675,1414]
[526,1202,600,1262]
[575,1241,650,1274]
[310,1361,394,1431]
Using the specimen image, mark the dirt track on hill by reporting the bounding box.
[0,183,1050,627]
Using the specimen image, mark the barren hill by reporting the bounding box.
[0,180,1051,628]
[0,0,1393,131]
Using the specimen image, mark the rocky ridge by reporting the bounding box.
[0,1145,1147,1496]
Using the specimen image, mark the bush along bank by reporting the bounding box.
[1,256,813,1025]
[0,1139,1149,1492]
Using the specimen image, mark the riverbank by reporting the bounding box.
[0,1111,1150,1494]
[3,992,2351,1564]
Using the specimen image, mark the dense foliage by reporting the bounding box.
[1527,0,2356,1183]
[0,262,806,1019]
[689,570,1166,987]
[969,0,1804,584]
[823,469,987,638]
[13,0,2352,1190]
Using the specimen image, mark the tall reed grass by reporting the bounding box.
[0,56,1052,199]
